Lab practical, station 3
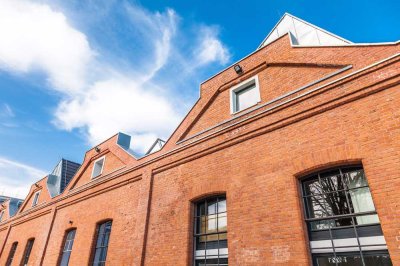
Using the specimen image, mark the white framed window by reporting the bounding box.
[230,75,261,114]
[91,156,105,178]
[32,191,40,207]
[0,210,4,222]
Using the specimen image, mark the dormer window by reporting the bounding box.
[32,191,40,207]
[230,75,260,114]
[91,156,105,178]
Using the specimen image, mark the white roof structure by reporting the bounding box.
[259,13,353,48]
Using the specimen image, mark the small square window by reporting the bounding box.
[32,191,40,207]
[230,76,260,113]
[91,156,105,178]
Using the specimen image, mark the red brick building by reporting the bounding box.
[0,13,399,265]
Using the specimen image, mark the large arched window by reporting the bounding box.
[92,220,112,266]
[6,242,18,266]
[59,229,77,266]
[21,238,35,266]
[301,166,392,265]
[193,195,228,266]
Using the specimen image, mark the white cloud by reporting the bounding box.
[54,77,181,153]
[0,157,46,198]
[194,26,231,66]
[0,0,93,93]
[0,0,231,155]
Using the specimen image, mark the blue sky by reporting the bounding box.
[0,0,399,198]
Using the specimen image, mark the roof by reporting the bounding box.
[258,13,352,48]
[0,196,23,217]
[145,138,166,155]
[46,159,81,198]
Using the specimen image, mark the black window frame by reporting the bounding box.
[300,165,392,266]
[193,195,228,266]
[91,220,112,266]
[20,238,35,266]
[6,241,18,266]
[58,228,77,266]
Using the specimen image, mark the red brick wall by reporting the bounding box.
[0,35,399,266]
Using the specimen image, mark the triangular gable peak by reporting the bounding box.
[65,132,137,192]
[161,14,399,150]
[258,13,352,48]
[18,176,51,214]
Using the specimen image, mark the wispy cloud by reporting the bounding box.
[0,157,46,198]
[0,103,14,118]
[0,0,231,155]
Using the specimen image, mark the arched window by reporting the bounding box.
[6,242,18,266]
[59,229,77,266]
[92,220,112,266]
[193,195,228,266]
[301,166,392,265]
[21,238,35,266]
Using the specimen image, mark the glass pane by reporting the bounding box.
[93,248,101,265]
[218,199,226,213]
[303,178,321,196]
[305,195,331,218]
[355,214,379,225]
[332,216,354,227]
[349,187,375,213]
[197,202,205,217]
[60,250,71,266]
[104,222,112,233]
[103,232,110,247]
[343,169,368,189]
[325,191,353,216]
[364,253,393,266]
[218,233,227,241]
[310,219,334,230]
[207,218,217,233]
[320,173,346,193]
[207,200,217,215]
[218,213,227,231]
[236,84,258,111]
[315,254,363,265]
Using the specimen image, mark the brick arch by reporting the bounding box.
[189,191,227,203]
[290,144,363,179]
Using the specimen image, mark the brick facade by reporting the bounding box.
[0,19,399,266]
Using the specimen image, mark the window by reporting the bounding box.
[92,220,112,266]
[194,195,228,266]
[59,229,77,266]
[91,157,105,178]
[230,76,260,113]
[6,242,18,266]
[0,210,4,222]
[21,238,35,266]
[301,166,393,265]
[32,191,40,207]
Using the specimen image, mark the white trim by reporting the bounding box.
[0,210,4,222]
[258,13,353,49]
[32,191,41,207]
[230,75,261,114]
[91,156,106,179]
